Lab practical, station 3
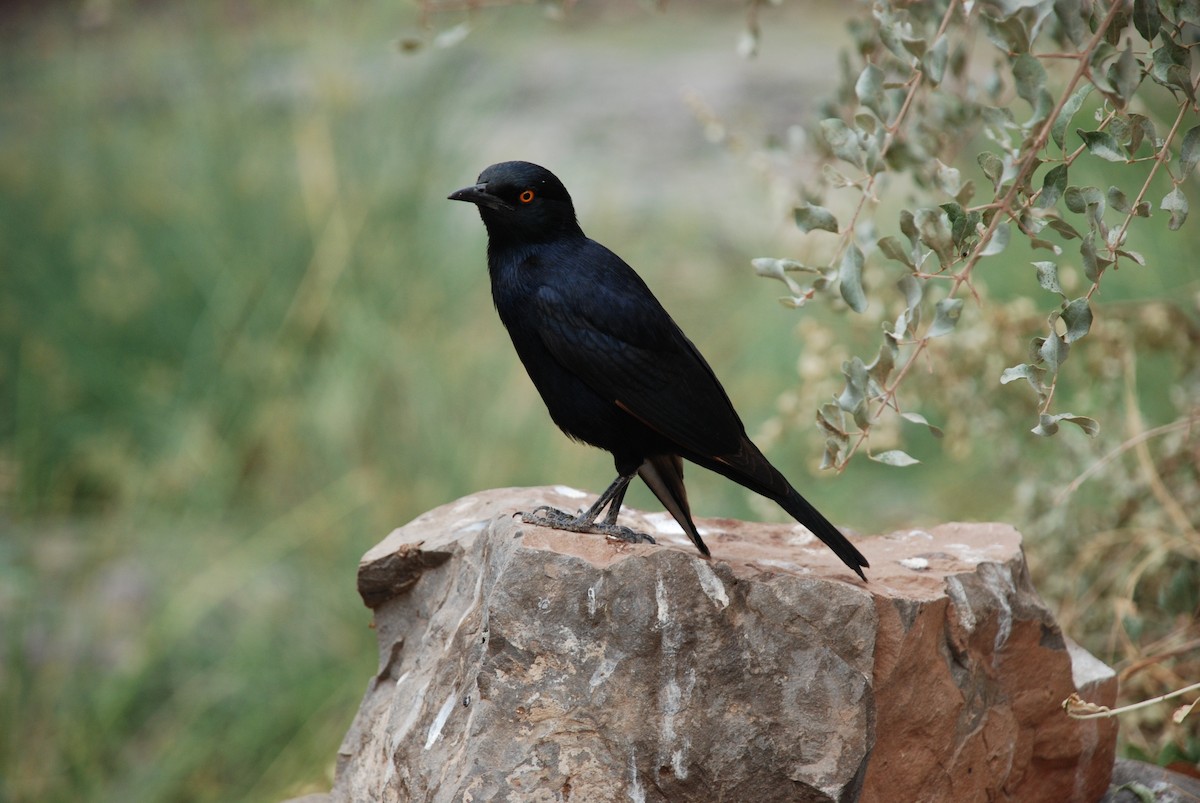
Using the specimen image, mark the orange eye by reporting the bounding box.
[519,189,535,204]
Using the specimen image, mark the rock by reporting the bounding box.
[1100,758,1200,802]
[328,487,1117,803]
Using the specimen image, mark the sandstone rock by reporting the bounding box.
[328,486,1117,802]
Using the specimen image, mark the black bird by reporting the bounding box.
[449,161,868,580]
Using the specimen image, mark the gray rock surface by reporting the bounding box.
[325,487,1118,802]
[1100,758,1200,802]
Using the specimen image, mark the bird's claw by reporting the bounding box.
[520,506,577,528]
[519,506,656,546]
[599,526,657,546]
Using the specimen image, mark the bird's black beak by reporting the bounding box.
[448,183,513,211]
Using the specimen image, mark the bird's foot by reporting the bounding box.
[520,506,657,546]
[596,524,657,546]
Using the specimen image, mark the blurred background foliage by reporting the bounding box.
[0,1,1196,800]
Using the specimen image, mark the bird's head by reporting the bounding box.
[448,161,582,245]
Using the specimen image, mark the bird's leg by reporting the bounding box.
[521,473,656,546]
[599,478,628,527]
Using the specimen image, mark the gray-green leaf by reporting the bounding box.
[1001,363,1046,394]
[899,208,919,248]
[821,118,863,168]
[1055,0,1088,46]
[1064,185,1105,215]
[867,332,897,387]
[877,236,916,269]
[816,403,847,438]
[1039,331,1069,372]
[1107,186,1131,214]
[1052,84,1093,152]
[1033,261,1065,296]
[1031,414,1060,437]
[1162,186,1188,230]
[978,151,1005,190]
[1062,297,1092,342]
[1080,233,1112,283]
[1033,413,1100,437]
[898,273,922,317]
[1063,415,1100,437]
[1030,237,1063,254]
[984,10,1033,54]
[1013,53,1046,105]
[1152,41,1197,102]
[794,203,840,234]
[837,357,871,428]
[870,449,920,467]
[900,411,944,439]
[980,222,1011,256]
[914,207,955,268]
[855,64,886,119]
[1037,163,1069,208]
[935,161,963,197]
[1109,42,1141,107]
[924,34,949,85]
[1180,125,1200,179]
[928,297,964,338]
[1133,0,1161,41]
[1047,217,1082,240]
[839,243,869,312]
[1117,248,1146,265]
[1077,129,1126,162]
[752,257,809,281]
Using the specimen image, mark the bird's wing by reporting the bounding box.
[531,263,746,458]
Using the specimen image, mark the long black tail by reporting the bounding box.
[691,437,869,580]
[638,454,711,558]
[776,486,868,582]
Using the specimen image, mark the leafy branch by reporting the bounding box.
[750,0,1200,470]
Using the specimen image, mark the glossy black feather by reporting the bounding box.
[449,161,868,579]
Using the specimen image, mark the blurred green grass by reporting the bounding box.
[2,3,1198,800]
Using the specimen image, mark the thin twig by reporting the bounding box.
[1063,680,1200,720]
[1053,415,1197,505]
[1119,638,1200,682]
